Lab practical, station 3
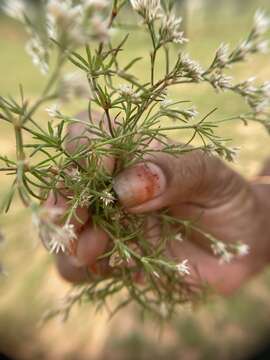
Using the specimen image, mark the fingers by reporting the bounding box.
[113,147,248,214]
[75,225,109,266]
[55,253,90,283]
[55,224,110,284]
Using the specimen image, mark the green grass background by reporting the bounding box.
[0,2,270,359]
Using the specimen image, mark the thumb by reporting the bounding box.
[113,149,245,213]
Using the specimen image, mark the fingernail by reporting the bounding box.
[113,162,166,208]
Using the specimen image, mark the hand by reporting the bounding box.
[45,112,270,295]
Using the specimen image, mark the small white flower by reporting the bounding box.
[46,103,60,118]
[176,259,190,276]
[175,233,184,242]
[35,213,77,254]
[181,107,198,119]
[261,81,270,96]
[118,84,141,103]
[160,98,173,108]
[153,270,160,278]
[256,40,269,54]
[234,40,251,61]
[2,0,26,21]
[237,77,257,96]
[210,73,233,91]
[235,243,250,257]
[214,43,230,67]
[47,0,80,26]
[130,0,163,23]
[46,13,57,39]
[109,251,124,267]
[59,72,91,101]
[226,146,241,163]
[180,54,204,81]
[100,190,115,206]
[211,241,226,255]
[211,241,234,264]
[160,14,188,44]
[220,251,234,264]
[25,37,49,75]
[79,194,92,208]
[90,15,109,42]
[50,223,77,253]
[254,9,270,36]
[83,0,109,11]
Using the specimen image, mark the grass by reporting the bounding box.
[1,3,270,359]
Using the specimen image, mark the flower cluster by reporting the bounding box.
[211,240,250,264]
[130,0,163,23]
[47,0,110,45]
[159,14,188,45]
[32,208,77,254]
[3,0,110,74]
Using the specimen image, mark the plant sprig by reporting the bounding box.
[1,0,270,320]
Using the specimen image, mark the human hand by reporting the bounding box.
[45,112,270,295]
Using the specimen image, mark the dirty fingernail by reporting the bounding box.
[113,162,166,208]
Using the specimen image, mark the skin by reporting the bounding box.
[45,112,270,295]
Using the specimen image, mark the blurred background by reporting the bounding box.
[0,1,270,359]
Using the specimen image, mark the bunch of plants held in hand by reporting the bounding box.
[0,0,270,319]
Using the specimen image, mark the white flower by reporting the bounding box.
[261,81,270,96]
[176,259,190,276]
[220,251,234,264]
[109,251,124,267]
[181,107,198,120]
[83,0,109,11]
[236,77,257,96]
[160,14,188,44]
[210,73,233,91]
[235,243,250,257]
[153,270,160,278]
[59,72,91,101]
[227,146,241,163]
[160,98,173,108]
[46,103,60,118]
[2,0,26,21]
[47,0,109,45]
[33,208,77,254]
[130,0,163,23]
[233,40,251,61]
[175,232,184,242]
[180,54,204,81]
[256,40,269,54]
[49,223,77,253]
[214,43,230,67]
[90,15,109,42]
[254,9,270,36]
[100,190,115,206]
[118,84,141,103]
[25,37,49,75]
[211,241,226,255]
[211,241,234,264]
[47,0,81,26]
[79,194,92,207]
